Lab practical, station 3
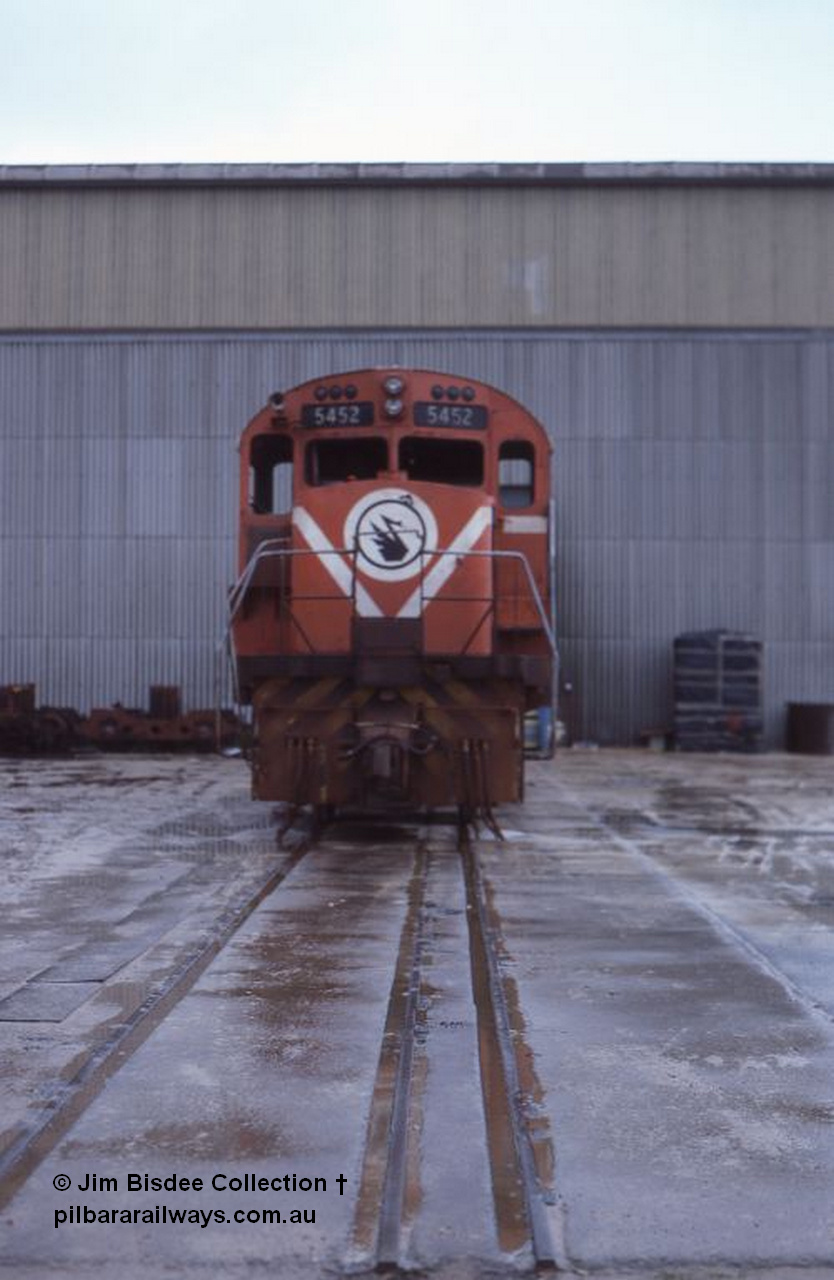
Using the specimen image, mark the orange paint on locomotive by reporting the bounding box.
[231,369,554,818]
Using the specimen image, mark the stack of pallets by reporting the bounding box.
[673,630,763,752]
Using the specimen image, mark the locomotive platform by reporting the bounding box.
[1,749,834,1279]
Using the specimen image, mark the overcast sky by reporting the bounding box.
[1,0,832,165]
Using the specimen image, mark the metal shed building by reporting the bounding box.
[1,162,833,745]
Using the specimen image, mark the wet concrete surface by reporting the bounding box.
[2,749,834,1278]
[2,823,415,1276]
[407,844,497,1265]
[484,751,834,1272]
[0,754,290,1178]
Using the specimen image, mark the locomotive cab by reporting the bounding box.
[230,370,555,820]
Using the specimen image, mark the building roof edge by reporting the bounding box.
[1,161,834,188]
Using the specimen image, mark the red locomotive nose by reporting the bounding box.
[230,368,555,823]
[289,483,494,658]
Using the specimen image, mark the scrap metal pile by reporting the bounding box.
[0,684,241,754]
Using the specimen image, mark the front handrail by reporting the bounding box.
[220,543,356,715]
[217,541,559,729]
[228,541,556,652]
[416,548,558,658]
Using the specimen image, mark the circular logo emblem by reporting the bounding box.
[344,490,438,582]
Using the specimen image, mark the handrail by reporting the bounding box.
[227,541,354,625]
[217,540,559,730]
[219,543,356,717]
[415,548,558,658]
[228,541,556,654]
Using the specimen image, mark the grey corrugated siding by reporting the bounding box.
[3,184,834,329]
[1,330,833,744]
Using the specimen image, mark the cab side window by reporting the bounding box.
[250,435,293,514]
[498,441,535,507]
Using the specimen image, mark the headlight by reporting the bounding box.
[384,398,404,418]
[383,375,405,396]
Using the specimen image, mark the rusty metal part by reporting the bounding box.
[148,685,182,719]
[786,702,834,755]
[0,683,241,754]
[0,684,36,716]
[80,704,239,751]
[251,675,524,817]
[0,686,80,754]
[77,685,240,751]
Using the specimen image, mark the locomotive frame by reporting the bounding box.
[226,368,557,829]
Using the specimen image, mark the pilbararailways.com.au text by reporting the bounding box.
[53,1171,345,1229]
[56,1204,317,1229]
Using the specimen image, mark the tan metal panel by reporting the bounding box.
[3,180,834,329]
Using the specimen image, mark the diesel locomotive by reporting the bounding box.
[228,369,555,828]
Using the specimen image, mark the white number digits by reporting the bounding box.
[312,404,363,426]
[425,404,474,427]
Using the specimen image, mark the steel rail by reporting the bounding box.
[351,828,562,1271]
[460,834,561,1269]
[0,836,312,1212]
[374,842,429,1268]
[349,839,430,1270]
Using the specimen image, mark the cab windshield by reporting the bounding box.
[398,437,484,487]
[305,437,388,485]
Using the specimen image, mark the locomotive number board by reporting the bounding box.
[301,402,375,427]
[413,402,488,430]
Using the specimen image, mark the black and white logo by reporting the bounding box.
[343,490,438,582]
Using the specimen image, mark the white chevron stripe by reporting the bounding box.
[292,507,383,618]
[397,506,492,619]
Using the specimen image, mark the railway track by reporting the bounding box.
[349,823,564,1272]
[6,754,834,1278]
[0,816,315,1213]
[1,807,564,1273]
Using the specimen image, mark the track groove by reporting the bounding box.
[349,839,430,1268]
[461,837,561,1270]
[351,828,561,1272]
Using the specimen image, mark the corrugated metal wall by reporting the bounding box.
[2,331,832,744]
[2,181,834,329]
